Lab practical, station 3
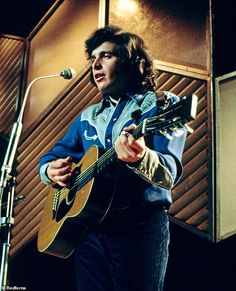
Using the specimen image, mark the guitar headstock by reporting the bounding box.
[143,94,198,140]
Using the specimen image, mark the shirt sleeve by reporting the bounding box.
[127,93,188,190]
[127,147,174,189]
[39,162,52,185]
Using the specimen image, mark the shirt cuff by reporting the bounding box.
[127,147,174,189]
[39,162,53,185]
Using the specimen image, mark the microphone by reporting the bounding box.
[60,68,76,79]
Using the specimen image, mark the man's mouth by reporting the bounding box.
[94,73,105,82]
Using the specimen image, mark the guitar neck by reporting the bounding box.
[96,121,144,169]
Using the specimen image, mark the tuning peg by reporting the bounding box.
[184,124,194,133]
[170,127,184,137]
[159,130,173,140]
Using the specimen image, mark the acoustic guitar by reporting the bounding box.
[37,94,198,258]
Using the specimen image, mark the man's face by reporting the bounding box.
[91,41,128,97]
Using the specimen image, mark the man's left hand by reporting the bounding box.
[114,124,146,163]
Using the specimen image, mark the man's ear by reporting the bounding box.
[136,56,145,75]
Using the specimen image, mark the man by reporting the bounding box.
[39,26,187,291]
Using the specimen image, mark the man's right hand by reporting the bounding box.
[47,156,72,187]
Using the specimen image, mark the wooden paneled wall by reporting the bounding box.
[0,36,25,135]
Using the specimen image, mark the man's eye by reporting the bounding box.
[104,53,112,58]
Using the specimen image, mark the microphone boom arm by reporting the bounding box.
[18,74,60,122]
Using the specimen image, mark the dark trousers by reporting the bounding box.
[74,208,169,291]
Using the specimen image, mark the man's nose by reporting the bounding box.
[93,58,102,70]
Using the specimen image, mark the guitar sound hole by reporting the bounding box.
[55,186,77,222]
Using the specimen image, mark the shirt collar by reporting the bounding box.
[102,90,149,108]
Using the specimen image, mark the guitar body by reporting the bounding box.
[37,145,116,258]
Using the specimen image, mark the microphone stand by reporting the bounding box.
[0,72,68,290]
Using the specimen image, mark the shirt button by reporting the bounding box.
[113,118,117,121]
[107,138,111,143]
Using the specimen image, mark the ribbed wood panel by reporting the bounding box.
[10,68,209,256]
[159,71,210,234]
[155,71,209,234]
[0,36,25,134]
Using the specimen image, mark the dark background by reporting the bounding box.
[0,0,56,38]
[1,1,236,290]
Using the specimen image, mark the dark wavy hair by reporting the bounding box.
[85,25,157,92]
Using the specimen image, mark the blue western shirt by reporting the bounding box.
[39,91,187,209]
